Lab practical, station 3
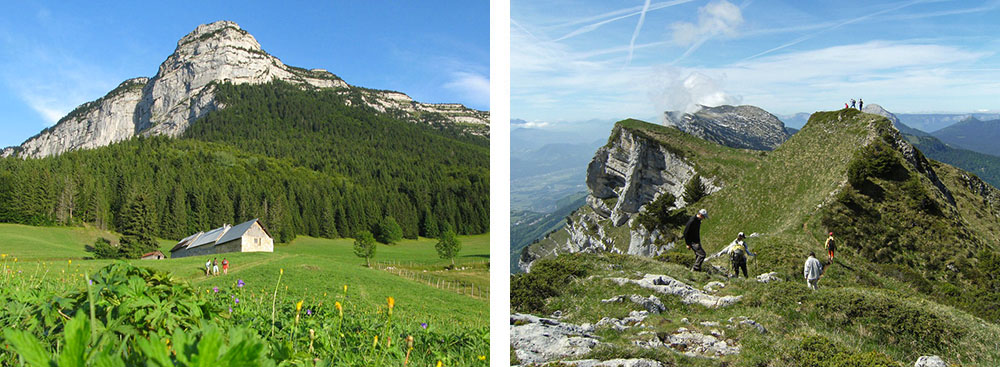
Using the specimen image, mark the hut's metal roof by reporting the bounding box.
[171,231,204,252]
[188,225,229,249]
[215,218,260,246]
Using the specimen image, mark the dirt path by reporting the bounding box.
[188,253,296,284]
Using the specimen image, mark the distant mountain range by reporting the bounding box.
[932,117,1000,157]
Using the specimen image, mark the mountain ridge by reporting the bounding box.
[3,20,488,159]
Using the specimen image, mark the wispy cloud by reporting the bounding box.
[551,0,695,42]
[0,27,118,126]
[625,0,652,67]
[444,71,490,109]
[743,0,933,61]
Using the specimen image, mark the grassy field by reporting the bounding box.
[0,224,490,331]
[0,225,490,365]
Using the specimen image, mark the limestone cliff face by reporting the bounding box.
[5,21,488,159]
[664,105,789,151]
[520,125,720,272]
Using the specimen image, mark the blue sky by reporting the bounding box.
[0,1,489,148]
[512,0,1000,128]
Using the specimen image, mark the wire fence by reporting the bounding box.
[372,260,489,300]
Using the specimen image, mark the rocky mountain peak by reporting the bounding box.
[663,105,789,151]
[5,20,488,159]
[861,103,900,125]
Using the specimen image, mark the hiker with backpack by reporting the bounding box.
[858,98,863,110]
[728,232,755,278]
[825,232,836,262]
[804,252,823,290]
[684,209,709,272]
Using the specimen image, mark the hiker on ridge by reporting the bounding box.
[859,98,863,110]
[850,99,856,109]
[825,232,836,262]
[804,252,823,290]
[728,232,754,278]
[684,209,709,272]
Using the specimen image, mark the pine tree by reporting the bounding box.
[119,193,158,259]
[683,174,706,204]
[421,207,439,238]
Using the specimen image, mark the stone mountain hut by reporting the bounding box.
[170,218,274,258]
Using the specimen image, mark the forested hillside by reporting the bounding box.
[0,81,489,244]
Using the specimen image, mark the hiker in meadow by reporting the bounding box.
[858,98,863,110]
[222,258,229,275]
[205,259,211,276]
[728,232,755,278]
[684,209,709,272]
[825,232,836,262]
[804,252,823,290]
[212,258,219,276]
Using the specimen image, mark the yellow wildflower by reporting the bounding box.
[296,300,304,312]
[280,268,284,275]
[343,284,348,293]
[68,260,72,265]
[373,335,379,348]
[335,301,343,317]
[437,361,443,367]
[478,355,486,361]
[1,254,6,259]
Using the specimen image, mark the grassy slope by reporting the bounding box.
[524,110,1000,365]
[0,225,489,331]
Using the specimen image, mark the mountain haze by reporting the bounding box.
[931,117,1000,156]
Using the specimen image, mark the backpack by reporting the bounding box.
[730,240,746,259]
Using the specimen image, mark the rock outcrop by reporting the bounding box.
[600,294,666,314]
[510,313,600,365]
[519,124,718,272]
[664,105,790,151]
[635,327,741,358]
[914,356,946,367]
[5,21,488,159]
[519,359,664,367]
[608,274,741,308]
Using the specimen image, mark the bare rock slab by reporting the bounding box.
[510,314,600,365]
[608,274,741,308]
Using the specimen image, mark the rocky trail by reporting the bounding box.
[510,270,946,366]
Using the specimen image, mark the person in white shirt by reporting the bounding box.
[804,252,824,290]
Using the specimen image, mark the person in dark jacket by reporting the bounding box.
[683,209,709,271]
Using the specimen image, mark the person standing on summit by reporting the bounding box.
[684,209,709,271]
[858,98,863,110]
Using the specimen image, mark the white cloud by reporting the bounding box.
[670,0,743,46]
[444,71,490,109]
[511,120,550,129]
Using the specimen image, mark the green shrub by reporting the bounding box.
[794,335,900,367]
[812,289,961,352]
[91,237,121,259]
[847,141,906,189]
[655,249,694,267]
[511,258,587,313]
